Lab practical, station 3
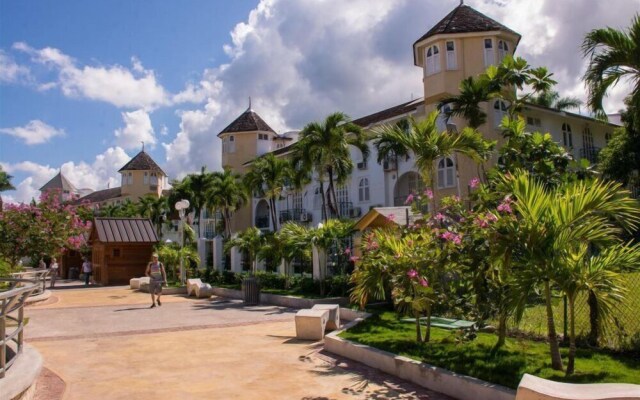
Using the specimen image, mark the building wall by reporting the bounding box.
[119,170,166,199]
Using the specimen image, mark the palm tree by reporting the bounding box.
[244,154,291,231]
[207,168,248,239]
[293,112,369,220]
[176,166,217,238]
[582,14,640,119]
[502,172,640,371]
[157,242,200,282]
[0,166,15,212]
[224,226,264,275]
[373,111,493,204]
[274,222,313,284]
[558,242,640,375]
[531,90,582,111]
[138,195,169,238]
[438,76,491,128]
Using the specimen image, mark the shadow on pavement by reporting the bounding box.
[190,299,297,316]
[113,306,154,312]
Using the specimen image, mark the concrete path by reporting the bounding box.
[25,287,451,400]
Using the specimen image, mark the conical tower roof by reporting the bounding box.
[414,4,520,46]
[218,108,275,137]
[39,171,77,193]
[118,150,166,175]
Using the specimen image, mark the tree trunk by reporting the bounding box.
[495,311,508,349]
[328,169,340,218]
[424,304,432,342]
[545,280,564,371]
[567,296,576,375]
[269,197,278,231]
[320,181,327,222]
[415,309,423,342]
[587,290,599,347]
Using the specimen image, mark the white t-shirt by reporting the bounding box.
[82,261,92,273]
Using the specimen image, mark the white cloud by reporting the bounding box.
[114,109,156,150]
[13,42,170,109]
[2,147,131,204]
[0,120,65,145]
[0,50,31,83]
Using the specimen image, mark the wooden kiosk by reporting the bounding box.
[90,218,159,285]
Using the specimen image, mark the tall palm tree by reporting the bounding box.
[438,76,491,129]
[138,195,169,238]
[582,14,640,119]
[178,166,217,238]
[374,111,493,203]
[531,90,582,111]
[0,166,15,212]
[224,226,264,275]
[293,112,369,220]
[503,172,640,371]
[557,243,640,375]
[207,168,248,239]
[243,154,291,231]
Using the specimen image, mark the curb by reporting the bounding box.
[324,317,516,400]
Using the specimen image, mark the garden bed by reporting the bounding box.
[338,311,640,390]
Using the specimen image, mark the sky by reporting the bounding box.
[1,0,638,204]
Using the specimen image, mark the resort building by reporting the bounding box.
[213,3,619,272]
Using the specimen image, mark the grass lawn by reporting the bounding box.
[514,272,640,349]
[339,311,640,389]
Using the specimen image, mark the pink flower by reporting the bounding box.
[441,231,462,245]
[387,213,396,222]
[424,188,434,199]
[344,247,351,255]
[405,193,414,205]
[407,269,418,279]
[434,212,445,221]
[486,213,498,222]
[469,177,480,189]
[497,202,512,214]
[419,278,429,287]
[475,218,489,228]
[349,256,360,263]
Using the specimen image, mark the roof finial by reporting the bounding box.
[460,0,464,5]
[141,141,145,152]
[248,96,252,111]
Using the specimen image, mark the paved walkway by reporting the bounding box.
[25,286,451,400]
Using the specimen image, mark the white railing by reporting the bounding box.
[0,278,38,378]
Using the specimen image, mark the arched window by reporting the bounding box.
[313,186,322,209]
[437,157,456,189]
[358,178,370,202]
[498,40,509,61]
[493,100,508,127]
[446,41,456,70]
[562,123,573,148]
[583,126,594,149]
[425,45,441,76]
[484,38,494,67]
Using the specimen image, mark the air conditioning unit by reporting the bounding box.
[348,207,362,218]
[357,161,367,170]
[300,212,310,222]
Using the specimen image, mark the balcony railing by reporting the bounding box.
[578,147,601,164]
[1,277,38,378]
[10,270,49,296]
[280,209,311,223]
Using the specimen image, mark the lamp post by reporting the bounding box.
[175,199,190,284]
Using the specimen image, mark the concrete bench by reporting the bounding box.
[295,309,329,340]
[187,278,213,298]
[516,373,640,400]
[130,277,150,290]
[311,304,340,331]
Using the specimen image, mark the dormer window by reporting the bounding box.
[446,41,456,70]
[425,45,441,76]
[484,39,494,67]
[498,40,509,61]
[127,172,132,185]
[223,135,236,153]
[258,133,269,141]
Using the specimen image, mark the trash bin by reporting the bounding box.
[242,276,260,305]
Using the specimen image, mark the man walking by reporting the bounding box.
[82,257,92,286]
[145,253,167,308]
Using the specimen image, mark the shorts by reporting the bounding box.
[149,279,163,294]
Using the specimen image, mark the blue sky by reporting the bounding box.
[1,0,636,203]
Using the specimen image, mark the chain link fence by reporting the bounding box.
[517,272,640,351]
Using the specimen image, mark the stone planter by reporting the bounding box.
[242,277,260,305]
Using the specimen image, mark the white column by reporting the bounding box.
[278,259,286,275]
[230,246,242,273]
[213,236,224,271]
[312,245,326,280]
[197,238,207,270]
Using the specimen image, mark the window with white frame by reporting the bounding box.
[222,135,236,153]
[257,133,269,141]
[127,172,132,185]
[144,172,149,184]
[526,116,541,128]
[121,174,125,186]
[337,184,349,204]
[358,178,370,202]
[446,41,456,70]
[484,38,494,67]
[562,123,573,147]
[605,132,612,144]
[150,173,158,185]
[498,40,509,61]
[292,191,303,210]
[425,45,441,76]
[437,157,456,189]
[583,126,594,149]
[313,186,322,209]
[493,100,508,127]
